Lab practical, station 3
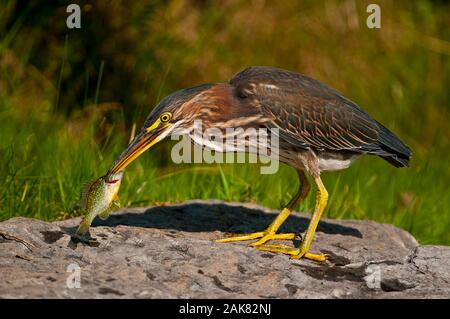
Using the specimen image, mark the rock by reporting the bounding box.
[0,200,449,298]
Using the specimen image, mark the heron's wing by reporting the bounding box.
[230,66,383,153]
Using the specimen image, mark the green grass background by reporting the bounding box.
[0,1,449,244]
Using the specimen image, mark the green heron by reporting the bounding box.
[107,66,411,262]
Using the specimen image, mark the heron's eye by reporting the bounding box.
[160,112,172,123]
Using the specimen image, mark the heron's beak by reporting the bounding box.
[108,119,172,175]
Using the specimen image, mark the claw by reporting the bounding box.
[255,244,326,262]
[216,231,296,245]
[249,233,296,247]
[215,231,265,243]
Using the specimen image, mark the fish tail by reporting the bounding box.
[77,218,91,235]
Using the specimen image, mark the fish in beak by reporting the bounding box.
[77,171,123,235]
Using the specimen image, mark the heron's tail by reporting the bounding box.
[376,123,412,168]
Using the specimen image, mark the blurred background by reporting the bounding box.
[1,0,449,244]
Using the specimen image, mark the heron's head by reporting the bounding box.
[107,82,254,175]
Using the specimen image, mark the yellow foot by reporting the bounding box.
[255,244,327,262]
[216,232,296,245]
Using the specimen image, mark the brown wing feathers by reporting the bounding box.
[230,66,411,167]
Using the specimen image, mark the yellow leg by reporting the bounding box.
[255,175,328,262]
[216,170,310,245]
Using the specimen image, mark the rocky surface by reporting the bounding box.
[0,200,449,298]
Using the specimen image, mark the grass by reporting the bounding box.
[0,1,449,245]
